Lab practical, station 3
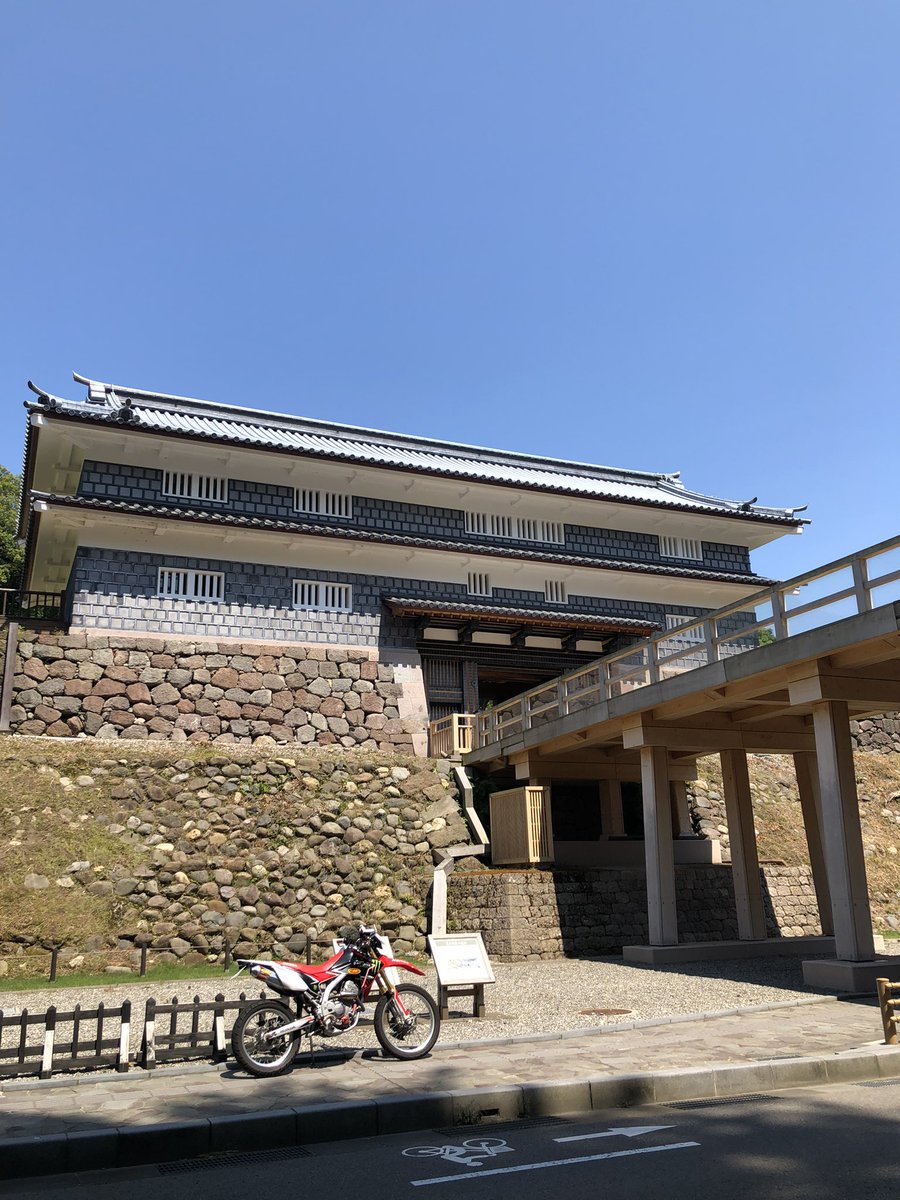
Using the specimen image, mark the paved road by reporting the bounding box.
[6,1081,900,1200]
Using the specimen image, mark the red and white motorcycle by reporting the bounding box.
[231,925,440,1076]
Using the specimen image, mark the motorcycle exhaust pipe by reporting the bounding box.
[262,1015,315,1041]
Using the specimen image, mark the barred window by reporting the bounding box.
[465,511,564,545]
[665,613,704,642]
[161,471,228,503]
[659,535,703,561]
[544,580,567,604]
[157,568,225,603]
[294,489,353,519]
[292,579,352,612]
[467,571,492,597]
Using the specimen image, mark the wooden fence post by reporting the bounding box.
[40,1007,56,1079]
[141,998,156,1070]
[213,994,227,1061]
[118,1000,131,1072]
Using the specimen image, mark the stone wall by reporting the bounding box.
[447,865,821,961]
[852,714,900,754]
[1,747,470,969]
[7,629,420,750]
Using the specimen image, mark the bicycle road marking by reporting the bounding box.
[402,1138,515,1167]
[409,1140,701,1186]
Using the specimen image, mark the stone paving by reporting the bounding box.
[0,997,890,1141]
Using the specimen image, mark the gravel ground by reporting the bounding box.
[4,950,897,1060]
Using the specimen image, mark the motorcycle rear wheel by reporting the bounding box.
[231,999,301,1077]
[373,984,440,1060]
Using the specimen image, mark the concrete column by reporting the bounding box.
[640,747,678,946]
[811,700,875,961]
[670,780,693,837]
[720,749,767,941]
[793,751,834,937]
[601,779,625,836]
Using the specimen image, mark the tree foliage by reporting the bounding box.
[0,465,24,588]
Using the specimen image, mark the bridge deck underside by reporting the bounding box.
[465,602,900,778]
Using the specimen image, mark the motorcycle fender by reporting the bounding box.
[380,956,424,976]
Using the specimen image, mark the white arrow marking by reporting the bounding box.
[554,1124,675,1143]
[410,1142,700,1186]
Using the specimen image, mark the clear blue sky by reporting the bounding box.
[3,2,898,582]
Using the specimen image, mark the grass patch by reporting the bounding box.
[0,961,232,994]
[0,758,142,945]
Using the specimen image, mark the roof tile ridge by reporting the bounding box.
[39,492,776,586]
[70,373,673,485]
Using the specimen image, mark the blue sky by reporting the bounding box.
[3,2,897,582]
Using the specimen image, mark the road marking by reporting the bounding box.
[402,1139,514,1167]
[554,1124,675,1143]
[410,1140,700,1186]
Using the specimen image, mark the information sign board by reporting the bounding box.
[427,932,495,987]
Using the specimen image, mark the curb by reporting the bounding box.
[2,1041,899,1181]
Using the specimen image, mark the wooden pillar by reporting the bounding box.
[720,749,767,941]
[811,701,875,961]
[601,779,625,836]
[793,751,834,937]
[640,747,678,946]
[670,780,693,837]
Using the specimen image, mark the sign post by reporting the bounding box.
[427,932,495,1019]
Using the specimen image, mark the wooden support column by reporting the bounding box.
[640,746,678,946]
[670,780,693,837]
[601,779,625,836]
[793,751,834,937]
[811,700,875,961]
[720,749,767,941]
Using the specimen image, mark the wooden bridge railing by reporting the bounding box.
[467,533,900,751]
[428,712,476,758]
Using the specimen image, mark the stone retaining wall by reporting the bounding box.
[852,714,900,754]
[6,629,419,751]
[1,747,469,970]
[447,865,821,960]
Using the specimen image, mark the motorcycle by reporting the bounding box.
[230,924,440,1076]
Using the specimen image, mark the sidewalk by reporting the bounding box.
[1,994,898,1179]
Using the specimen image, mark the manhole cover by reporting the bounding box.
[579,1008,632,1016]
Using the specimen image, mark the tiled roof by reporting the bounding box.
[31,492,775,588]
[24,375,806,527]
[385,597,659,633]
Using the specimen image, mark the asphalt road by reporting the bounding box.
[5,1081,900,1200]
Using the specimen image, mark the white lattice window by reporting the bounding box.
[157,568,225,603]
[665,614,704,642]
[294,489,353,519]
[161,471,228,503]
[292,579,352,612]
[467,571,492,597]
[545,580,567,604]
[659,535,703,561]
[465,511,564,545]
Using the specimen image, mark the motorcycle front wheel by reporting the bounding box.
[373,984,440,1060]
[231,999,301,1077]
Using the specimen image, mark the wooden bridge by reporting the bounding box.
[432,535,900,990]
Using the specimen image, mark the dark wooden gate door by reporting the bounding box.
[420,655,480,718]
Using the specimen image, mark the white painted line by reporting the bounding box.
[410,1141,701,1186]
[554,1124,675,1143]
